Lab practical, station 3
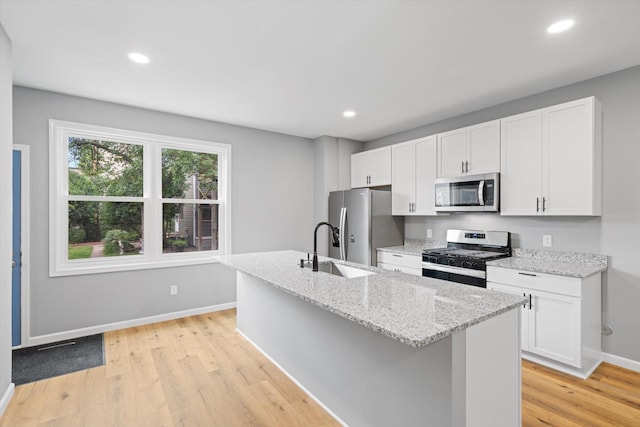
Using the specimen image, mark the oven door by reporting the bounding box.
[422,262,487,288]
[434,173,499,212]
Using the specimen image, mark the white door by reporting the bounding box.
[366,146,392,186]
[414,136,437,215]
[528,290,582,368]
[437,128,466,177]
[350,151,369,188]
[542,98,595,215]
[467,120,500,174]
[391,142,415,215]
[500,110,542,215]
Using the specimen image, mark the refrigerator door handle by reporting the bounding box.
[339,207,347,260]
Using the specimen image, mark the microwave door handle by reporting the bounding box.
[478,180,485,206]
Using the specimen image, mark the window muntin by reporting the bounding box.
[50,120,231,276]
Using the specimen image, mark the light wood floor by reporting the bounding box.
[0,309,638,426]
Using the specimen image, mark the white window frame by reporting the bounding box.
[49,119,231,277]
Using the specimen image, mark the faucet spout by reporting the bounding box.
[313,222,340,272]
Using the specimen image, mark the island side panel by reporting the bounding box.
[236,271,454,427]
[452,308,521,427]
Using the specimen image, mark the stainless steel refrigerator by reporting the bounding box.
[328,189,404,266]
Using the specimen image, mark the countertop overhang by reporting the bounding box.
[217,250,524,348]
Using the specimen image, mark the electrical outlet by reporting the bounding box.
[170,285,178,296]
[426,229,433,239]
[543,235,552,247]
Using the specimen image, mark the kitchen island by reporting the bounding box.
[217,250,524,427]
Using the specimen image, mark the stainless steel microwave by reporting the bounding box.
[434,173,499,212]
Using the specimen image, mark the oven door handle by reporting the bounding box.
[478,180,485,206]
[422,262,486,279]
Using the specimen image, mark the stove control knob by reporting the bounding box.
[447,258,455,266]
[462,261,474,268]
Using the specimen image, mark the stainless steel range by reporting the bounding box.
[422,229,511,288]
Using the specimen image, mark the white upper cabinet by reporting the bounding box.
[500,97,602,216]
[391,135,437,215]
[351,146,392,188]
[500,110,543,215]
[437,119,500,178]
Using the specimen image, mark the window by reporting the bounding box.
[49,120,231,276]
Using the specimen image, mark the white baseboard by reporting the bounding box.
[602,352,640,373]
[236,329,348,427]
[0,383,15,418]
[26,302,236,347]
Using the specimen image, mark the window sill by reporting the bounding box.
[49,254,222,277]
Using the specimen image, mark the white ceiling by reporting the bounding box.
[1,0,640,141]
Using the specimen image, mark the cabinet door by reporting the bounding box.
[542,97,598,215]
[391,142,415,215]
[528,289,582,368]
[437,128,466,178]
[487,282,529,351]
[500,111,542,215]
[467,120,500,174]
[414,136,438,215]
[351,151,369,188]
[366,146,392,186]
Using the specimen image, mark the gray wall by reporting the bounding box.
[13,86,314,339]
[0,21,13,410]
[366,65,640,363]
[313,136,363,256]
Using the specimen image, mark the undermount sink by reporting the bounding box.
[306,261,376,279]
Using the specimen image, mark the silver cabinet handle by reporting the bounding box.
[461,161,464,174]
[529,294,533,310]
[413,202,416,212]
[536,197,540,212]
[542,197,546,212]
[392,254,402,258]
[409,202,412,213]
[465,161,469,173]
[518,272,537,277]
[523,292,528,309]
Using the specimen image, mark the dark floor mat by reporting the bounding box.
[12,334,105,385]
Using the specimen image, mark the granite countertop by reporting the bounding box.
[377,239,446,256]
[487,249,608,279]
[217,250,524,349]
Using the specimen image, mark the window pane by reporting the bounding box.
[162,149,218,199]
[68,201,143,259]
[163,203,219,253]
[68,137,143,197]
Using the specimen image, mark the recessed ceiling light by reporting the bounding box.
[343,110,356,118]
[128,52,150,64]
[547,19,575,34]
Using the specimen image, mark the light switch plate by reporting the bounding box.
[543,235,552,247]
[427,229,433,239]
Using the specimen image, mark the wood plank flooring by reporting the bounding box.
[0,309,639,426]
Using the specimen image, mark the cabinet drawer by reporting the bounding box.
[378,262,422,276]
[377,251,422,269]
[487,266,581,298]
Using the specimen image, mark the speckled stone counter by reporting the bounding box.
[377,239,446,256]
[217,250,524,348]
[487,248,608,278]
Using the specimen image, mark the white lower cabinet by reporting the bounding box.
[487,266,601,378]
[377,251,422,276]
